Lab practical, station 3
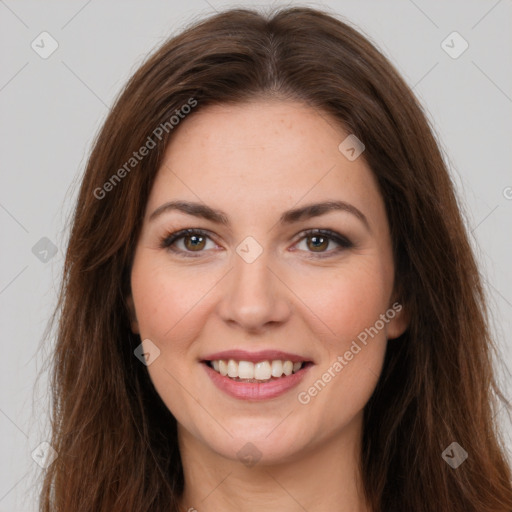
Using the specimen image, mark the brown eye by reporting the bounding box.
[160,229,219,257]
[183,234,206,251]
[294,229,353,257]
[306,235,329,252]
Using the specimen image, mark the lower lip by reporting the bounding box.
[202,362,312,401]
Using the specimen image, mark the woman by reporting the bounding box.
[40,6,512,511]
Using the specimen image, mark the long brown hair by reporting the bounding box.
[39,7,512,511]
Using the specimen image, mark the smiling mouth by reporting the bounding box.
[203,359,314,383]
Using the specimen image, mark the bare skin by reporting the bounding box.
[128,99,408,512]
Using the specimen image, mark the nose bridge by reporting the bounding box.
[216,243,291,330]
[232,233,274,293]
[234,249,272,294]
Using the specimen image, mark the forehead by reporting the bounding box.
[147,100,385,228]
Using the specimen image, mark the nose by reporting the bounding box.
[216,251,292,333]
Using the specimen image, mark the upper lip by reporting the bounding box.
[201,349,313,364]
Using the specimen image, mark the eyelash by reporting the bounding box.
[159,228,353,259]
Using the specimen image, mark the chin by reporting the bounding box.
[184,413,319,466]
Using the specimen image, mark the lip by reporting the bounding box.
[202,361,313,401]
[201,349,312,364]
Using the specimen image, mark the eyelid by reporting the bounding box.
[291,228,353,256]
[160,227,353,257]
[161,228,215,245]
[160,228,221,257]
[293,228,352,245]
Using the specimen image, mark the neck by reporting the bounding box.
[177,415,371,512]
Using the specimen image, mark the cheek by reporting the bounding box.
[290,259,391,412]
[130,254,219,345]
[293,257,393,346]
[129,255,217,425]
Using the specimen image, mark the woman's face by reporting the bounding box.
[129,100,407,465]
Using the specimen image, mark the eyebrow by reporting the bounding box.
[149,200,370,230]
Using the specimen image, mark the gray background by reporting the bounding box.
[1,0,511,510]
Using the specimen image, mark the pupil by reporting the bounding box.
[186,235,205,250]
[309,235,327,251]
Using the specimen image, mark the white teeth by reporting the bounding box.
[238,361,254,379]
[209,359,305,380]
[219,359,228,376]
[227,359,238,378]
[254,361,272,380]
[271,360,283,377]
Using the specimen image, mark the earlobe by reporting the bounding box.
[126,294,140,334]
[386,300,409,340]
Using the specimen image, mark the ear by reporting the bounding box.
[126,294,140,334]
[385,299,409,340]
